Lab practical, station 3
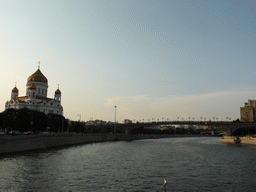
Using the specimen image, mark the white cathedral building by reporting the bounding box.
[5,65,63,115]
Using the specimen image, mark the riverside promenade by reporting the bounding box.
[0,133,198,154]
[220,136,256,145]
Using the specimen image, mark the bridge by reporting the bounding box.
[112,121,256,135]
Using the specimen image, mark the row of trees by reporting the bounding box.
[0,108,68,133]
[232,127,256,136]
[0,108,207,135]
[0,108,119,134]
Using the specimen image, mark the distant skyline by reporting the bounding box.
[1,0,256,122]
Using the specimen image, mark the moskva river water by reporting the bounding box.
[1,137,256,191]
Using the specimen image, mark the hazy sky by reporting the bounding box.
[1,0,256,122]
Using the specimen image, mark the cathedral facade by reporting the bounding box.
[5,65,63,115]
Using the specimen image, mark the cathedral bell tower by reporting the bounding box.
[54,85,61,102]
[11,85,19,100]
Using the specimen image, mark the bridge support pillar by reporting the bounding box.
[226,127,232,136]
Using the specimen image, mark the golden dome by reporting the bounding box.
[27,69,48,83]
[55,88,61,94]
[29,82,37,90]
[12,86,19,93]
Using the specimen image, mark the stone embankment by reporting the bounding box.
[0,133,182,154]
[0,134,213,154]
[220,136,256,145]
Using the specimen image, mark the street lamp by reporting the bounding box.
[77,114,81,133]
[114,106,117,134]
[114,106,117,123]
[78,114,81,121]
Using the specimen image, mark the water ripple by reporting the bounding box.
[1,137,256,191]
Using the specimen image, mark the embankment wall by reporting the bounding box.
[0,134,160,154]
[0,134,213,154]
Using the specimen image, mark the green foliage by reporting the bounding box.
[233,127,256,136]
[0,108,67,133]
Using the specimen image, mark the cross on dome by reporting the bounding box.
[27,64,48,83]
[12,82,19,93]
[55,84,61,95]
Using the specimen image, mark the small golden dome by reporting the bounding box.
[27,69,48,83]
[12,86,19,93]
[29,82,37,90]
[55,88,61,94]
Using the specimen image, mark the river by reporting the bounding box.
[1,137,256,191]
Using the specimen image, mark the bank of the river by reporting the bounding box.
[0,133,206,154]
[220,136,256,145]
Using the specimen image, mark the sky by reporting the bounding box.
[1,0,256,122]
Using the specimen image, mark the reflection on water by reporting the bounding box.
[1,137,256,191]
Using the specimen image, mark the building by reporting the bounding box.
[5,64,63,115]
[124,119,132,124]
[86,120,107,126]
[158,125,176,130]
[240,99,256,122]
